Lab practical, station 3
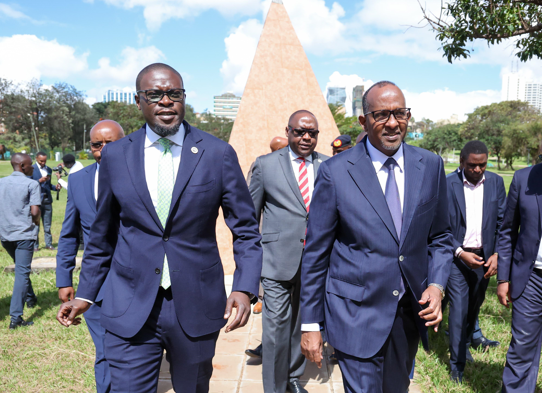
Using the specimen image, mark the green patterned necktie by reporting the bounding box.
[157,138,173,289]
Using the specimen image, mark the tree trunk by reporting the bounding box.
[496,153,501,170]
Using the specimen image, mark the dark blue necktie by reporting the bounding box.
[384,157,406,298]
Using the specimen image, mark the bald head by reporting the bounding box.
[90,120,125,164]
[270,136,288,152]
[288,110,318,128]
[11,153,33,176]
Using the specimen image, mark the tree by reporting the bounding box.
[328,103,364,141]
[104,102,145,135]
[422,1,542,63]
[420,123,463,159]
[460,100,538,169]
[92,101,111,119]
[193,112,234,142]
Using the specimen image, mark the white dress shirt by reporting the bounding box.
[459,172,484,253]
[144,123,185,208]
[302,140,406,332]
[38,164,48,178]
[94,164,100,202]
[288,147,315,205]
[536,236,542,270]
[58,161,85,189]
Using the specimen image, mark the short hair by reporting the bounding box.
[136,63,183,91]
[288,110,317,127]
[36,151,47,157]
[62,154,75,165]
[362,81,397,114]
[460,140,488,160]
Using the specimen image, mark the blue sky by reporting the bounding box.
[1,0,539,121]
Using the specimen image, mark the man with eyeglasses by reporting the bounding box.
[56,120,125,393]
[300,81,453,392]
[249,110,328,393]
[56,63,262,393]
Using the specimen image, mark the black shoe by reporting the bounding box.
[9,319,34,330]
[26,299,37,309]
[471,335,500,351]
[466,347,474,363]
[450,370,463,383]
[287,380,308,393]
[245,344,262,358]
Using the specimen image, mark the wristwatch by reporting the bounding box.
[428,283,445,298]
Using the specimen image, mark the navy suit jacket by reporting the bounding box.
[300,139,453,359]
[76,122,263,338]
[497,163,542,300]
[56,163,110,301]
[447,170,506,262]
[32,163,55,202]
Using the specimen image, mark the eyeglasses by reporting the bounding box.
[90,141,112,150]
[365,108,411,123]
[288,127,320,139]
[137,89,186,103]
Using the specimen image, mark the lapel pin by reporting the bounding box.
[318,159,322,163]
[191,147,198,154]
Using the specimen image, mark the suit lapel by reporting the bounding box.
[347,141,399,244]
[168,122,204,218]
[399,144,424,248]
[123,127,164,232]
[312,151,322,177]
[452,171,466,224]
[83,163,97,214]
[482,175,491,230]
[278,148,306,211]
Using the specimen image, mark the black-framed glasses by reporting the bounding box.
[288,126,320,138]
[90,141,110,150]
[365,108,411,123]
[137,89,186,103]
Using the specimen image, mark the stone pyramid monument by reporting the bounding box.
[219,0,339,274]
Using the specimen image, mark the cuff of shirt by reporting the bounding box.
[58,179,68,188]
[75,297,94,305]
[455,247,464,258]
[301,323,321,332]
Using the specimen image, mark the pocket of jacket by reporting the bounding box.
[262,232,280,243]
[326,276,365,302]
[186,179,216,194]
[199,261,227,320]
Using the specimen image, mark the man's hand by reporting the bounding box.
[58,287,75,303]
[56,299,91,327]
[223,291,251,333]
[497,282,512,308]
[484,254,498,279]
[55,183,62,190]
[39,176,48,183]
[55,172,61,180]
[419,286,443,332]
[301,331,323,369]
[460,251,485,270]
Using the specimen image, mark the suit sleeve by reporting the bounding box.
[497,172,521,282]
[75,147,120,301]
[56,182,81,288]
[446,180,463,252]
[300,162,338,325]
[427,158,454,289]
[248,157,264,224]
[494,175,507,246]
[221,144,263,298]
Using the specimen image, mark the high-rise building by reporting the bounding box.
[213,93,241,120]
[326,87,347,107]
[352,85,365,117]
[102,89,136,105]
[326,84,368,117]
[501,72,542,111]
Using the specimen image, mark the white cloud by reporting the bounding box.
[99,0,262,31]
[0,35,88,82]
[0,3,33,20]
[220,19,263,95]
[325,71,373,116]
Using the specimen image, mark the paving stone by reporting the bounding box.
[211,354,244,381]
[209,381,238,392]
[3,256,82,273]
[215,332,249,355]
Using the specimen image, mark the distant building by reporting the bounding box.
[103,89,136,105]
[213,93,241,120]
[326,84,366,117]
[326,87,347,107]
[352,85,364,117]
[502,72,542,111]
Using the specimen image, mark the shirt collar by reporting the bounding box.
[10,171,25,177]
[96,163,100,173]
[365,138,404,173]
[144,123,186,148]
[462,171,485,187]
[288,146,313,163]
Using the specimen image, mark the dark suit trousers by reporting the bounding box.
[85,302,111,393]
[447,258,489,372]
[104,288,219,393]
[502,271,542,392]
[38,203,53,248]
[261,270,306,393]
[336,292,419,393]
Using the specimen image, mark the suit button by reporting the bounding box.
[155,268,160,274]
[300,239,304,243]
[393,290,399,297]
[399,255,404,262]
[163,236,169,242]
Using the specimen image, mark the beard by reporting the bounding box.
[153,122,181,137]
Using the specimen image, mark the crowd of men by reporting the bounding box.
[0,62,541,393]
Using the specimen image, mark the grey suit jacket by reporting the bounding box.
[249,147,329,281]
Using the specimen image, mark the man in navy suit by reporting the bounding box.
[445,140,506,383]
[56,63,262,393]
[497,162,542,392]
[32,152,60,251]
[300,81,453,392]
[56,120,125,393]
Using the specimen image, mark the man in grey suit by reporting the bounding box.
[249,110,328,393]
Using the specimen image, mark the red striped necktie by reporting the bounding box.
[298,157,310,212]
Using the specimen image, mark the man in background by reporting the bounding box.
[55,154,84,190]
[56,120,125,393]
[249,110,328,393]
[32,152,60,251]
[331,135,352,155]
[0,153,41,329]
